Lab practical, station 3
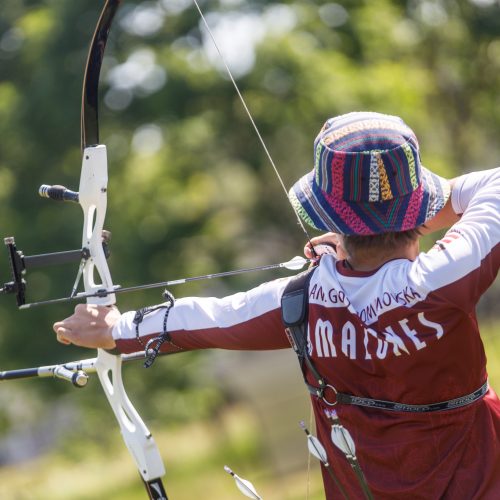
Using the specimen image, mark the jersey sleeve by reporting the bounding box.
[112,277,292,354]
[412,167,500,310]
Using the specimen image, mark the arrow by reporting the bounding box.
[326,410,373,500]
[19,256,311,309]
[224,465,263,499]
[299,421,349,499]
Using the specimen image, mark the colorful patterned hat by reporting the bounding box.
[289,112,450,235]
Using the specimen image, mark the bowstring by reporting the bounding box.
[191,0,317,252]
[191,1,318,492]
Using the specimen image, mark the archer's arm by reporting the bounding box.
[113,278,291,354]
[54,277,292,353]
[415,167,500,310]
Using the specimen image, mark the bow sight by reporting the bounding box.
[0,185,112,309]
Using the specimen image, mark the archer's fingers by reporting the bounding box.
[51,305,98,337]
[54,324,89,347]
[54,325,72,345]
[304,240,339,259]
[304,241,315,259]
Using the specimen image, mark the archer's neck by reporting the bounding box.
[346,240,420,272]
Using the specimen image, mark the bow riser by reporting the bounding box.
[79,145,116,306]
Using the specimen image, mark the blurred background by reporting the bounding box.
[0,0,499,498]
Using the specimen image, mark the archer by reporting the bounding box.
[54,112,500,499]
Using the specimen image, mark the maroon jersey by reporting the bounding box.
[114,168,500,498]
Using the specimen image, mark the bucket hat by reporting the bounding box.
[289,112,450,235]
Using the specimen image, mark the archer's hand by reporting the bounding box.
[304,232,347,260]
[53,304,119,349]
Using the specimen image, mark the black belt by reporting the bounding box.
[333,380,489,413]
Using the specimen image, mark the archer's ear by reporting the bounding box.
[333,235,349,261]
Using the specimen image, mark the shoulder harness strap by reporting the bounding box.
[281,266,489,412]
[281,267,331,400]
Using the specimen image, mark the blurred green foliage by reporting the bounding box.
[0,0,498,495]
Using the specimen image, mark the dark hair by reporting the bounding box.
[342,228,421,257]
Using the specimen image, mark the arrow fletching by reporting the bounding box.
[307,433,329,464]
[224,465,263,499]
[281,255,308,270]
[331,423,357,458]
[300,421,329,464]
